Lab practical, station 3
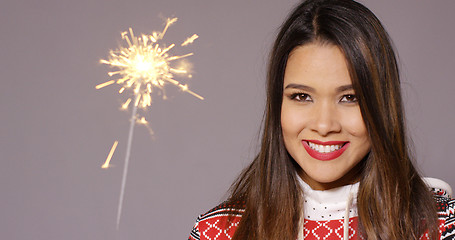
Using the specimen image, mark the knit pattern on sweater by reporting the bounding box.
[188,189,455,240]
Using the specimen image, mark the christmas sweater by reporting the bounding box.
[188,178,455,240]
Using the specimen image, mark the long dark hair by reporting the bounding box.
[227,0,438,239]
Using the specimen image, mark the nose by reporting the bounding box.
[309,102,341,136]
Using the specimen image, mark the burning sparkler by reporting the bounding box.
[97,17,203,229]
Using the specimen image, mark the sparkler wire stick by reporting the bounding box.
[116,93,139,229]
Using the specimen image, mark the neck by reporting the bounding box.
[298,160,364,190]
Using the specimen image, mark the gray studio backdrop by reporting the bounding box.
[1,0,454,239]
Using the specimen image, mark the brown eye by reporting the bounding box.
[340,94,358,103]
[291,93,312,102]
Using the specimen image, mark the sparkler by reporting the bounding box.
[97,17,203,229]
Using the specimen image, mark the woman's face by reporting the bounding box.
[281,43,371,190]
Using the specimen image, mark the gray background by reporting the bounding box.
[1,0,454,239]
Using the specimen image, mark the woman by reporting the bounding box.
[189,0,455,239]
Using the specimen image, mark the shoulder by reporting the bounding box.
[433,188,455,239]
[188,201,245,240]
[425,178,455,239]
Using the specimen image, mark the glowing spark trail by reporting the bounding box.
[96,80,115,90]
[181,34,199,46]
[97,17,202,229]
[101,141,118,169]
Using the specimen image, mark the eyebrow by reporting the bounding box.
[284,83,353,93]
[284,83,315,91]
[336,84,354,92]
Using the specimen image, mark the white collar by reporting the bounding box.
[297,175,359,221]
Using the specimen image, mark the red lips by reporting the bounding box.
[302,140,349,161]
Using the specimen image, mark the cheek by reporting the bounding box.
[341,112,371,155]
[347,120,367,137]
[340,109,368,138]
[281,105,304,138]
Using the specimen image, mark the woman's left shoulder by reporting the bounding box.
[425,177,455,239]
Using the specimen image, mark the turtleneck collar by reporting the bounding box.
[297,174,359,221]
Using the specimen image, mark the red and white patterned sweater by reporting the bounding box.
[188,178,455,240]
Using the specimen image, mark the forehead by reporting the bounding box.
[284,43,352,87]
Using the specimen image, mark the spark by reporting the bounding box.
[97,17,202,230]
[96,80,115,89]
[181,34,199,46]
[121,98,131,110]
[136,116,148,125]
[101,141,118,169]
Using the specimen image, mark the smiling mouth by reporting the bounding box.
[302,140,349,161]
[306,141,346,153]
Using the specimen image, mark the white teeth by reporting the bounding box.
[324,145,330,153]
[307,142,343,153]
